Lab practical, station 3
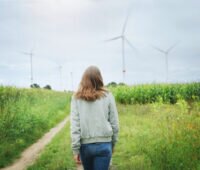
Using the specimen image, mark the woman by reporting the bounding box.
[70,66,119,170]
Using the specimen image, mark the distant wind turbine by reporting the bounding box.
[52,61,64,91]
[70,71,74,91]
[20,49,34,85]
[151,42,179,82]
[58,65,62,90]
[105,9,137,83]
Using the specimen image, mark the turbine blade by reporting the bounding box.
[31,48,34,53]
[122,9,132,35]
[31,42,36,53]
[151,45,167,54]
[124,37,138,53]
[105,36,122,42]
[167,41,180,53]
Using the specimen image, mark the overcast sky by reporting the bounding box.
[0,0,200,91]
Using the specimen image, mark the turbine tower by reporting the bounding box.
[20,49,34,85]
[151,42,179,82]
[105,9,137,83]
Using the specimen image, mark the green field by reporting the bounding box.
[0,86,71,168]
[1,84,200,170]
[28,101,200,170]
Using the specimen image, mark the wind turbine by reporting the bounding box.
[58,65,62,90]
[105,9,137,83]
[70,71,74,91]
[151,42,179,83]
[20,49,34,85]
[51,61,64,91]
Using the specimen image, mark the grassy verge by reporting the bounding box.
[27,100,200,170]
[0,86,71,168]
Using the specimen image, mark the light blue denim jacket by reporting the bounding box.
[70,92,119,155]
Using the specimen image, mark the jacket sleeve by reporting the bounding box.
[70,96,81,155]
[108,93,119,148]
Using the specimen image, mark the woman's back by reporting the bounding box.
[71,92,118,145]
[70,66,119,170]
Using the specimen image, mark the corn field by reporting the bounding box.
[110,82,200,104]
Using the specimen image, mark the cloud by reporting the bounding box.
[0,0,200,90]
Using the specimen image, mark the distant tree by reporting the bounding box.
[107,82,117,87]
[43,85,52,90]
[118,82,126,86]
[30,83,40,88]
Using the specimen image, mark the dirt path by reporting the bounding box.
[1,116,70,170]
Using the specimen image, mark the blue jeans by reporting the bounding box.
[80,142,112,170]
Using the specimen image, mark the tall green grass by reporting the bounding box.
[111,82,200,104]
[113,101,200,170]
[27,100,200,170]
[0,86,71,168]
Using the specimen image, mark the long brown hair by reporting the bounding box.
[75,66,108,101]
